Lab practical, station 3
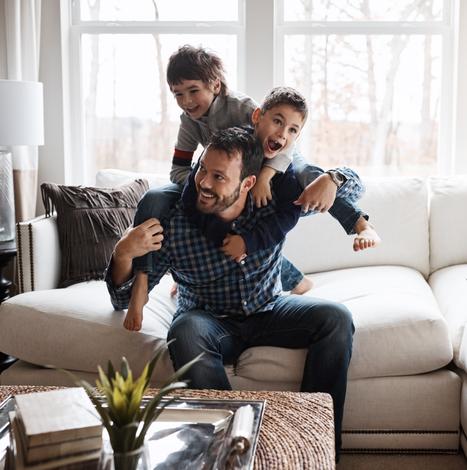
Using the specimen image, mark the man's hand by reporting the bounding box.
[294,173,338,213]
[114,218,164,262]
[112,218,164,286]
[251,166,277,207]
[221,234,247,263]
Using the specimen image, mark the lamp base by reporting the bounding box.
[0,151,15,242]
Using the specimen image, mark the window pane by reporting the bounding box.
[79,0,238,22]
[284,0,443,22]
[82,34,237,176]
[284,34,441,176]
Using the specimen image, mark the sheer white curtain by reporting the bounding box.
[0,0,41,221]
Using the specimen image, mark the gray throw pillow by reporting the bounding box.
[41,179,149,287]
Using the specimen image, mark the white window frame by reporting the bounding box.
[63,0,467,183]
[68,0,246,184]
[270,0,464,175]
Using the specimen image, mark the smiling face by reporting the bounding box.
[252,104,305,159]
[194,146,255,220]
[171,79,220,120]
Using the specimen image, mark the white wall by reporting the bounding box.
[37,0,70,214]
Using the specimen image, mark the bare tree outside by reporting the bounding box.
[82,0,237,177]
[81,0,442,178]
[286,0,442,176]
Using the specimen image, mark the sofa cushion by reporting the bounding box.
[429,264,467,370]
[41,180,148,287]
[96,169,169,189]
[230,266,452,382]
[430,175,467,272]
[0,275,176,383]
[0,265,452,385]
[284,177,430,277]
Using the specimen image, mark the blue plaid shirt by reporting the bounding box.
[106,177,301,317]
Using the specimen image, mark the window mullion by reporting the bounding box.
[245,0,274,103]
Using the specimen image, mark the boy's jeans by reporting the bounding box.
[133,184,182,272]
[132,185,304,290]
[167,294,355,456]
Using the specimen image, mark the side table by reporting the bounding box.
[0,239,18,372]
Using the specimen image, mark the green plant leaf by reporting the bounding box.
[107,360,116,382]
[121,357,130,380]
[144,343,172,390]
[97,366,112,394]
[160,353,204,390]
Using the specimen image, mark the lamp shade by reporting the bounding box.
[0,79,44,146]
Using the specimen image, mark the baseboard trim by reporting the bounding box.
[342,448,459,454]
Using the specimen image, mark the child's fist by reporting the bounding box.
[221,234,247,262]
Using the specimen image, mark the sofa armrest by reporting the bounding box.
[17,215,60,292]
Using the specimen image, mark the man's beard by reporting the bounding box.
[196,184,241,214]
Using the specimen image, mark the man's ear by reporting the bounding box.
[241,175,257,193]
[251,108,261,125]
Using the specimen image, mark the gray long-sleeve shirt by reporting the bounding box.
[170,90,292,184]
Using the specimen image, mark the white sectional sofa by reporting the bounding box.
[1,170,467,456]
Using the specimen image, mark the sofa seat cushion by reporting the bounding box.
[312,265,452,379]
[0,266,452,385]
[429,264,467,370]
[229,265,453,384]
[0,275,176,381]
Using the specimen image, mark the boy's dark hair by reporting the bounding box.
[166,45,228,96]
[261,86,308,121]
[207,127,263,180]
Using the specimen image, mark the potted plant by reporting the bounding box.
[72,345,201,470]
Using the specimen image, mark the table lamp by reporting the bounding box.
[0,79,44,242]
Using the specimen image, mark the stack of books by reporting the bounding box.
[7,388,103,470]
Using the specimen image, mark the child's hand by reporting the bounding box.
[251,179,272,207]
[221,234,247,263]
[294,173,338,213]
[251,166,277,207]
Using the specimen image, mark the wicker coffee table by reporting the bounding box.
[0,386,335,470]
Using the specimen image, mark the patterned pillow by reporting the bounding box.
[40,180,148,287]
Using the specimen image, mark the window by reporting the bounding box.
[276,0,453,176]
[71,0,242,182]
[69,0,459,182]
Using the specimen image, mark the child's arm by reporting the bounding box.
[251,166,276,207]
[170,115,201,185]
[223,168,302,260]
[293,150,365,203]
[251,151,292,207]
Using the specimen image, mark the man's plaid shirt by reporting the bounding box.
[106,185,301,317]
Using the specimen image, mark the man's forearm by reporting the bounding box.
[110,250,134,287]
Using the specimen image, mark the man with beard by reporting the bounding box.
[106,127,354,458]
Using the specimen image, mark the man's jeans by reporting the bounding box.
[167,295,354,455]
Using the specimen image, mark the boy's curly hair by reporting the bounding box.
[261,86,308,122]
[166,45,228,95]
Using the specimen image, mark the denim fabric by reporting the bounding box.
[281,256,303,291]
[167,294,354,456]
[107,194,285,315]
[132,183,182,272]
[293,150,365,203]
[293,150,367,234]
[130,177,306,292]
